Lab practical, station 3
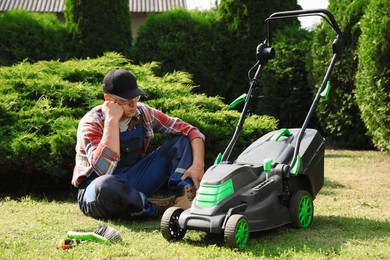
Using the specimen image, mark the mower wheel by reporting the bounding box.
[224,214,249,250]
[289,190,314,228]
[160,207,186,241]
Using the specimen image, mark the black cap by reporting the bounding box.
[103,68,146,100]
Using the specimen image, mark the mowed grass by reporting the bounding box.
[0,150,389,259]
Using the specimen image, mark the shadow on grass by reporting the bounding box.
[323,176,345,188]
[121,215,389,257]
[243,215,389,257]
[0,186,78,202]
[324,153,355,159]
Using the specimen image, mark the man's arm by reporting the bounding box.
[181,137,205,189]
[142,104,206,188]
[100,100,123,155]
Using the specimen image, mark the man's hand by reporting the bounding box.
[181,137,205,189]
[181,163,204,189]
[102,101,123,123]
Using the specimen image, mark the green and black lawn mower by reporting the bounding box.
[161,9,342,249]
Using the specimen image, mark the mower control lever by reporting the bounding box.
[263,158,272,181]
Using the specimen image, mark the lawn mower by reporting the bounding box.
[161,9,342,249]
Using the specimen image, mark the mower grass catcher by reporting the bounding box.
[161,9,342,250]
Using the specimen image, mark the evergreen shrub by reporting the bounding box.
[311,0,372,149]
[132,9,225,95]
[65,0,132,59]
[133,9,224,97]
[0,10,70,66]
[217,0,301,101]
[0,52,277,193]
[256,27,314,129]
[356,0,390,153]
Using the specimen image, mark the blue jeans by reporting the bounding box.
[78,136,194,219]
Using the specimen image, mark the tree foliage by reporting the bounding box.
[256,27,314,128]
[217,0,301,100]
[133,9,225,97]
[0,10,70,66]
[356,0,390,153]
[311,0,372,148]
[65,0,132,58]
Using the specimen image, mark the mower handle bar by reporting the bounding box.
[265,9,342,46]
[221,9,342,171]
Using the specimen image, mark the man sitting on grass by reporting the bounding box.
[72,68,205,220]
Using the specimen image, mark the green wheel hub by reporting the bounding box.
[299,195,313,228]
[235,218,249,249]
[224,214,249,249]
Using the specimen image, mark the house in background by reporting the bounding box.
[0,0,187,37]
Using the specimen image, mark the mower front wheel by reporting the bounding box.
[160,207,186,241]
[224,214,249,250]
[289,190,314,228]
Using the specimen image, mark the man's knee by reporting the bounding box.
[94,175,122,198]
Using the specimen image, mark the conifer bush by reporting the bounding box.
[311,0,372,148]
[0,10,70,66]
[356,0,390,153]
[0,53,277,193]
[65,0,132,58]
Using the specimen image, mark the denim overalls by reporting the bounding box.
[78,116,194,219]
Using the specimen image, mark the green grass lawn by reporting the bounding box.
[1,150,389,259]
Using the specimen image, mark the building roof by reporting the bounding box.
[0,0,187,13]
[130,0,186,12]
[0,0,65,12]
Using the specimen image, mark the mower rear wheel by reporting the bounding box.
[289,190,314,228]
[224,214,249,249]
[160,207,186,240]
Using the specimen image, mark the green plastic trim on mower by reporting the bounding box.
[270,128,292,141]
[196,179,234,208]
[320,80,331,100]
[229,93,247,109]
[290,155,301,176]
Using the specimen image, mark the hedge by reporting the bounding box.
[0,9,70,67]
[65,0,132,59]
[311,0,372,149]
[356,0,390,153]
[0,52,277,193]
[133,9,225,97]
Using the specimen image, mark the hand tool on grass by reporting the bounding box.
[67,225,122,244]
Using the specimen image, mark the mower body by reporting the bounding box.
[178,128,325,234]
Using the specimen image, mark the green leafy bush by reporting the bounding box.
[0,52,277,193]
[311,0,372,149]
[356,0,390,153]
[256,27,314,128]
[65,0,132,58]
[217,0,301,101]
[0,10,70,66]
[133,9,225,97]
